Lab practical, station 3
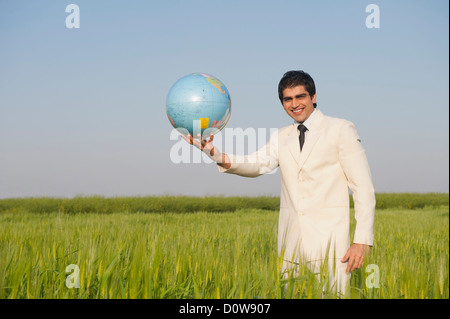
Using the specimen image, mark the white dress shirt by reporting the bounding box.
[295,108,317,143]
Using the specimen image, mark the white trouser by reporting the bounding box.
[281,258,350,298]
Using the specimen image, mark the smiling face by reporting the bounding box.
[281,85,316,123]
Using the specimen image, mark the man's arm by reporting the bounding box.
[338,121,376,273]
[182,131,279,177]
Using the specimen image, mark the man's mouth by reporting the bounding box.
[292,108,304,114]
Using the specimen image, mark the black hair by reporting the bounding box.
[278,70,317,108]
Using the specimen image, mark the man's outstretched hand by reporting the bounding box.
[181,133,231,168]
[181,133,215,157]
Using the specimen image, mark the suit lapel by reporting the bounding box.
[287,126,301,166]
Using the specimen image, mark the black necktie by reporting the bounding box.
[298,124,308,151]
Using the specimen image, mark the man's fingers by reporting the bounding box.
[188,134,196,145]
[347,256,364,273]
[181,134,191,144]
[346,256,358,274]
[345,257,354,274]
[182,133,216,156]
[356,256,365,270]
[190,135,204,149]
[196,134,205,150]
[341,251,350,263]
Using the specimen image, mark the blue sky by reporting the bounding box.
[0,0,448,198]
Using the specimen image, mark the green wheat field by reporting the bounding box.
[0,193,448,299]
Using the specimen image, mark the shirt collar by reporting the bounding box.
[295,108,317,130]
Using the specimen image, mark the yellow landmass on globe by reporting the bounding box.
[205,77,226,94]
[199,118,209,129]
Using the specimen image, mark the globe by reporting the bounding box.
[166,73,231,139]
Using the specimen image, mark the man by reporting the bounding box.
[183,70,375,297]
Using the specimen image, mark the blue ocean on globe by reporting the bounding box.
[166,73,231,138]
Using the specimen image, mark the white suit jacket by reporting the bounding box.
[218,110,375,264]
